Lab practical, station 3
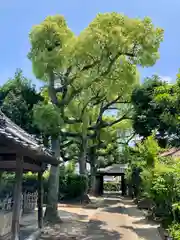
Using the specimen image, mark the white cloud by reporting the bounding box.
[160,76,173,83]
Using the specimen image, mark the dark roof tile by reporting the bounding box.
[0,111,59,165]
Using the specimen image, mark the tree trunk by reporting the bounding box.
[44,139,61,223]
[89,148,97,196]
[44,71,61,222]
[79,154,87,175]
[90,162,97,196]
[78,138,91,203]
[79,138,87,175]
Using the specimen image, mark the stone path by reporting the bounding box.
[82,194,162,240]
[20,194,163,239]
[20,206,96,239]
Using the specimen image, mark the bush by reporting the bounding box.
[124,135,180,234]
[62,174,88,199]
[168,222,180,240]
[104,181,120,192]
[0,170,88,202]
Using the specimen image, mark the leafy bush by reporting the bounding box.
[125,134,180,232]
[0,168,87,202]
[168,222,180,240]
[104,182,120,191]
[63,174,88,199]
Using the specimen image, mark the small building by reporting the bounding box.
[160,147,180,158]
[95,164,128,196]
[0,111,59,240]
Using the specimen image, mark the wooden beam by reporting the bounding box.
[0,135,58,166]
[0,161,42,172]
[11,155,23,240]
[0,146,16,154]
[0,154,40,164]
[37,171,43,229]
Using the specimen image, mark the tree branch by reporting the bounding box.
[60,130,81,138]
[101,114,129,128]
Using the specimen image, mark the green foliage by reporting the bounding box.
[131,75,168,147]
[149,163,179,219]
[65,161,76,175]
[0,167,87,201]
[60,174,88,199]
[138,134,160,167]
[28,15,74,79]
[154,75,180,147]
[0,69,42,136]
[126,134,180,231]
[126,135,160,168]
[27,13,164,179]
[132,73,180,148]
[168,223,180,240]
[33,102,62,136]
[104,181,120,192]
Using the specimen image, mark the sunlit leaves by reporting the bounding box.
[137,135,160,167]
[28,13,164,164]
[28,15,74,80]
[33,102,62,136]
[0,69,42,135]
[77,13,163,67]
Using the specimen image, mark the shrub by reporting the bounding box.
[0,170,87,202]
[168,222,180,240]
[64,174,88,199]
[104,182,120,192]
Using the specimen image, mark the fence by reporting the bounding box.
[0,191,38,212]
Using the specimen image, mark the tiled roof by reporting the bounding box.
[0,111,58,165]
[160,147,180,157]
[98,164,128,174]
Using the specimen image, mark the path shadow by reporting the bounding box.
[120,225,161,240]
[40,219,122,240]
[57,209,89,221]
[20,208,90,240]
[81,219,122,240]
[132,217,160,226]
[104,204,144,218]
[103,197,147,219]
[20,227,38,240]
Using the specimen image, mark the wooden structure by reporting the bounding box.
[0,111,59,240]
[160,147,180,158]
[95,164,128,196]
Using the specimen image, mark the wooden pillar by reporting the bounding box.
[37,170,43,229]
[12,155,23,240]
[121,174,126,196]
[100,176,104,196]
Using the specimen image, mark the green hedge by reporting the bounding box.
[104,181,120,192]
[59,174,88,200]
[0,172,88,202]
[168,222,180,240]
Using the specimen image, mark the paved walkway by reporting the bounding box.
[82,194,162,240]
[20,194,163,239]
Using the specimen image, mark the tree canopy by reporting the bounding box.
[132,74,180,147]
[0,69,42,136]
[0,12,164,221]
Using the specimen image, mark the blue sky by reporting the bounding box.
[0,0,179,86]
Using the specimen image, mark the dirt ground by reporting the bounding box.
[40,194,162,240]
[83,195,162,240]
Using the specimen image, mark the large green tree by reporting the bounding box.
[28,13,163,221]
[131,74,180,147]
[0,69,42,136]
[154,73,180,146]
[131,75,170,147]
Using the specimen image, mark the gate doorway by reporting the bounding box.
[95,164,128,196]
